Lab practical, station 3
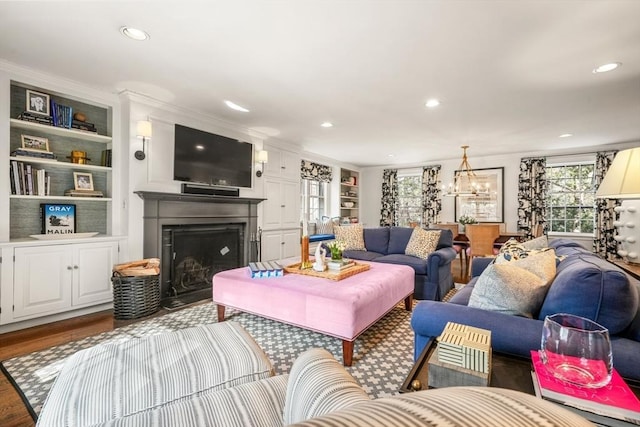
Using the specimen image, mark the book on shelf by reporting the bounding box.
[64,189,104,198]
[12,148,57,160]
[530,350,640,426]
[10,160,50,196]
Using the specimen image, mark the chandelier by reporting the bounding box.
[441,145,490,197]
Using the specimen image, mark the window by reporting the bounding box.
[300,179,327,224]
[546,162,595,234]
[397,170,422,227]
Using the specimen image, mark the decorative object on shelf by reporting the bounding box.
[26,89,50,116]
[255,149,269,177]
[596,147,640,264]
[73,112,86,122]
[21,134,50,152]
[342,201,355,208]
[50,99,73,128]
[135,120,152,160]
[326,241,345,261]
[313,244,327,272]
[67,150,91,164]
[40,203,76,235]
[540,313,612,388]
[457,215,477,232]
[73,171,94,191]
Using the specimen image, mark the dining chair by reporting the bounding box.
[432,223,466,277]
[465,224,501,277]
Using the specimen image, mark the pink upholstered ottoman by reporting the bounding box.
[212,260,414,366]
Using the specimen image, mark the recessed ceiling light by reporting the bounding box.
[119,26,149,41]
[320,122,333,128]
[592,62,621,74]
[425,99,440,108]
[224,100,250,112]
[388,154,395,157]
[195,144,205,151]
[559,133,573,138]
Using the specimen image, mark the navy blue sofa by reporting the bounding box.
[411,239,640,381]
[342,226,457,301]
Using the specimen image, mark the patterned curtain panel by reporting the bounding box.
[594,151,620,259]
[300,160,333,183]
[421,165,442,226]
[380,169,398,226]
[517,157,547,240]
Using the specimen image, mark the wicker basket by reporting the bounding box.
[111,273,161,320]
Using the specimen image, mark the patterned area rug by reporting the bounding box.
[1,302,415,419]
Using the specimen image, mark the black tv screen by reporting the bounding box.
[174,124,253,188]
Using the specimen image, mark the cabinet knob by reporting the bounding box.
[67,266,73,270]
[281,205,285,208]
[74,265,79,269]
[281,166,285,169]
[281,242,285,245]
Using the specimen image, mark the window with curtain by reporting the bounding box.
[300,179,327,223]
[300,160,332,225]
[397,169,422,227]
[546,161,596,234]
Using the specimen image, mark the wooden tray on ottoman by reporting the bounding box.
[284,261,370,281]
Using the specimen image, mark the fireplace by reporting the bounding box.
[136,191,263,307]
[161,224,244,299]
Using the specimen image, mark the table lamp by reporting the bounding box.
[596,147,640,264]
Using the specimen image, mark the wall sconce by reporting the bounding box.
[135,120,152,160]
[255,150,269,177]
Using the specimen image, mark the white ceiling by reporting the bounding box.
[1,0,639,166]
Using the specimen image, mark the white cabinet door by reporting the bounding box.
[13,245,73,319]
[73,241,117,306]
[281,229,301,259]
[261,230,284,262]
[280,150,300,181]
[263,179,284,229]
[281,181,300,229]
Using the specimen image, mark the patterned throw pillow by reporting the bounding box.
[316,218,334,235]
[405,228,441,260]
[468,249,557,318]
[334,224,366,251]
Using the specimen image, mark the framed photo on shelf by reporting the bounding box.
[73,172,94,191]
[21,134,50,152]
[26,90,51,116]
[41,203,76,235]
[454,167,504,223]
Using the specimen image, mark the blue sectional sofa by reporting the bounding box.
[411,239,640,381]
[342,226,457,301]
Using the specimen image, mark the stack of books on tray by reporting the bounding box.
[248,261,283,278]
[530,350,640,426]
[327,259,355,271]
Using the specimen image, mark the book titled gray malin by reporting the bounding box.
[248,261,283,278]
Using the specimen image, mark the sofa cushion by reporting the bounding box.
[539,254,639,334]
[373,254,428,275]
[405,228,441,259]
[363,227,389,254]
[343,250,381,261]
[435,228,453,250]
[388,226,414,254]
[283,348,370,424]
[521,235,548,250]
[468,250,557,318]
[334,224,366,251]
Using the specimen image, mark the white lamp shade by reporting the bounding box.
[256,150,269,163]
[596,147,640,198]
[136,120,152,138]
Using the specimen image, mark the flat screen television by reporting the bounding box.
[174,124,253,188]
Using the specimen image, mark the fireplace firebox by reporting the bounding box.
[135,191,264,308]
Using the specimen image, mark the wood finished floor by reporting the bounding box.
[0,259,468,427]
